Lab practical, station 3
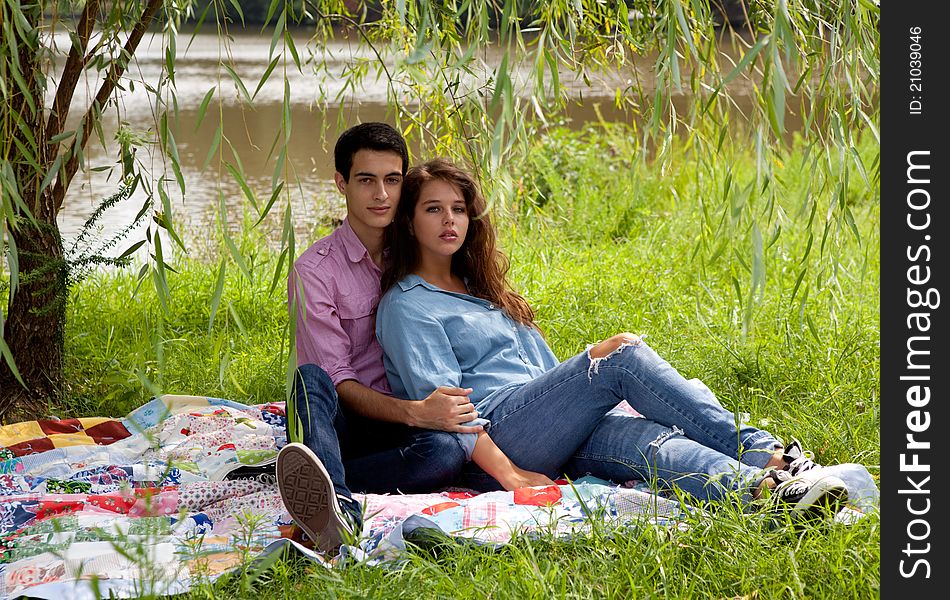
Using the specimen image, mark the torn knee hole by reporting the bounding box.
[585,339,641,380]
[648,425,685,450]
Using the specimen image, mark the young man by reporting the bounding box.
[276,123,483,554]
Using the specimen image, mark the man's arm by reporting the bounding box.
[291,262,478,433]
[336,379,484,433]
[290,262,364,386]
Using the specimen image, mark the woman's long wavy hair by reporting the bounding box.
[381,158,537,328]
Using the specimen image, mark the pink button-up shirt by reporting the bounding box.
[289,219,391,394]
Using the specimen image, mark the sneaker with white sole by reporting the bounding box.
[276,442,359,554]
[780,438,820,476]
[767,466,849,520]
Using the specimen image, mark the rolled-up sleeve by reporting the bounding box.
[377,293,486,459]
[289,266,358,385]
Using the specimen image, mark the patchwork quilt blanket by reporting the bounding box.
[0,396,874,600]
[0,396,687,599]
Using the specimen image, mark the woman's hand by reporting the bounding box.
[498,465,557,491]
[588,332,641,359]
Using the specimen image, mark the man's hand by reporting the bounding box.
[410,386,483,433]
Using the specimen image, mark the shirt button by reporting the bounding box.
[317,248,328,256]
[488,304,494,310]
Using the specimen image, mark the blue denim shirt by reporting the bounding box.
[376,274,560,459]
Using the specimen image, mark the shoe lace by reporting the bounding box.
[778,478,811,497]
[786,453,817,476]
[769,469,810,498]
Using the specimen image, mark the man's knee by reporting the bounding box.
[292,364,339,431]
[294,364,336,402]
[296,363,334,390]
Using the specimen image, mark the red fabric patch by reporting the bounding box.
[83,420,132,445]
[421,502,461,516]
[37,418,84,435]
[34,500,84,521]
[443,491,478,500]
[513,485,562,506]
[88,493,137,514]
[7,437,55,457]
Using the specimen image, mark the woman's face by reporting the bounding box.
[411,179,469,262]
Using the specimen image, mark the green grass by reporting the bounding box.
[59,124,880,598]
[201,513,879,599]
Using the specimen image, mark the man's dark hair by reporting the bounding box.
[334,122,409,181]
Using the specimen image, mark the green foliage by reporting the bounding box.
[2,0,879,405]
[64,220,289,418]
[66,178,151,284]
[55,123,878,597]
[0,0,880,588]
[182,511,878,598]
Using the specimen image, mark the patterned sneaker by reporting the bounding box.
[780,439,820,476]
[767,466,849,520]
[276,442,357,554]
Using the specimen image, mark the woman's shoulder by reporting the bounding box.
[379,275,432,314]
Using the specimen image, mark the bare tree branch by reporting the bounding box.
[51,0,165,213]
[43,0,103,157]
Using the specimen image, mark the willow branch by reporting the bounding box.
[51,0,164,213]
[43,0,103,158]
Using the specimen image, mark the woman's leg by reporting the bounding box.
[481,352,636,476]
[581,340,782,468]
[561,413,764,502]
[482,340,781,476]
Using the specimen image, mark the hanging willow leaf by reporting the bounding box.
[254,57,281,100]
[208,259,227,334]
[223,63,252,104]
[194,87,216,132]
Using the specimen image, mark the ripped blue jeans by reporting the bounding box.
[479,341,783,503]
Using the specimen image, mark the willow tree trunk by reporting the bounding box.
[0,219,67,420]
[0,0,165,422]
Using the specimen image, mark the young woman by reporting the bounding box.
[375,158,848,517]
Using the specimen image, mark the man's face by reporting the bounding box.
[335,149,404,233]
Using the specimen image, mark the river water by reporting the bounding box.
[54,28,777,255]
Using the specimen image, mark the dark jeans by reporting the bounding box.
[291,364,466,500]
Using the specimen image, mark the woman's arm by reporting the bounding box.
[470,431,556,491]
[377,293,465,400]
[377,291,487,458]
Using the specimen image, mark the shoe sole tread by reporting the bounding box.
[276,444,348,553]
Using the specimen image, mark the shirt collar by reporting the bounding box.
[397,273,428,292]
[339,218,371,264]
[396,275,489,307]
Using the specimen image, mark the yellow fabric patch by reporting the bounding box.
[160,395,212,415]
[76,417,114,429]
[0,421,46,447]
[49,432,102,448]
